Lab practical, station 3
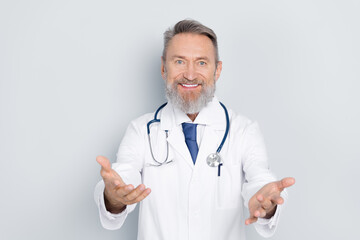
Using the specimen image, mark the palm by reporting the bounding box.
[245,177,295,225]
[96,156,151,213]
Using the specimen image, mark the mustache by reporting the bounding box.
[174,79,204,85]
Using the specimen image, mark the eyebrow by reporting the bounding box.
[171,55,211,61]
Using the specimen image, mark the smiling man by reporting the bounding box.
[95,19,295,240]
[163,32,221,121]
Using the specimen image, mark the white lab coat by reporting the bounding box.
[94,96,287,240]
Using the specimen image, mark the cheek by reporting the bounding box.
[166,65,184,75]
[198,68,216,79]
[166,71,184,83]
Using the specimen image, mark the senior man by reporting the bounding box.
[94,19,295,239]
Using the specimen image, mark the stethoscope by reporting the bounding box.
[147,102,230,176]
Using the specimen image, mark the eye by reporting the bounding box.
[199,61,206,66]
[176,60,183,64]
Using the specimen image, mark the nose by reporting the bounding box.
[183,63,197,81]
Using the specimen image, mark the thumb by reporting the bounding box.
[96,155,112,172]
[277,177,296,190]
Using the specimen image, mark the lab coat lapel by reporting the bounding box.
[159,96,227,170]
[159,102,194,169]
[193,96,227,169]
[167,127,194,169]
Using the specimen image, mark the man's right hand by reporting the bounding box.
[96,156,151,214]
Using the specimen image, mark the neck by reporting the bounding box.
[187,113,199,122]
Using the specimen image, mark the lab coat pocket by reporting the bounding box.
[216,163,242,209]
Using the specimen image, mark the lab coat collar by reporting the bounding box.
[159,96,227,131]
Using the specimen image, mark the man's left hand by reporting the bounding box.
[245,177,295,225]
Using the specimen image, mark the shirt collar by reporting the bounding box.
[160,96,227,131]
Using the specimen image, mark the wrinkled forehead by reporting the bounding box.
[166,33,216,62]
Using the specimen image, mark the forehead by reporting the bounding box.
[166,33,216,60]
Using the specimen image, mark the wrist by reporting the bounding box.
[264,205,277,219]
[104,191,126,214]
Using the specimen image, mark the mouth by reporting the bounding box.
[179,83,200,89]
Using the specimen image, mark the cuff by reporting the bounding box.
[253,190,288,238]
[94,180,129,230]
[99,191,128,220]
[256,204,282,229]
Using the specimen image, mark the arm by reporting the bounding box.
[94,120,150,230]
[241,121,295,237]
[246,177,295,225]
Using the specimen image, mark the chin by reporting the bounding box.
[179,90,201,101]
[181,95,201,105]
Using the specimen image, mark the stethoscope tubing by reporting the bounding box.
[217,102,230,154]
[147,101,229,170]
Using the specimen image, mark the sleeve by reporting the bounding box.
[240,121,287,238]
[94,120,145,230]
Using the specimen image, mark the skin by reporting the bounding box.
[245,177,295,224]
[161,33,222,121]
[97,33,296,224]
[96,156,151,213]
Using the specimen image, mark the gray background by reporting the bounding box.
[1,0,359,239]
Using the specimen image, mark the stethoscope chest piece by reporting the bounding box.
[206,153,222,167]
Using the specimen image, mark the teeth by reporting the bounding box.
[181,84,198,87]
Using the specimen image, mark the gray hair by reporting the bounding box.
[162,19,219,64]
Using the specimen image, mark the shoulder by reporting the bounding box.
[130,112,154,126]
[125,102,170,135]
[123,112,155,137]
[227,107,262,136]
[228,107,253,128]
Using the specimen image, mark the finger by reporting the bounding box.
[255,207,267,218]
[129,188,151,204]
[122,184,147,202]
[96,156,126,188]
[259,198,273,210]
[245,217,258,225]
[257,194,275,210]
[101,170,125,189]
[271,195,284,205]
[96,156,112,172]
[249,193,264,210]
[256,194,264,202]
[103,176,123,192]
[277,177,295,190]
[115,184,135,197]
[250,209,262,218]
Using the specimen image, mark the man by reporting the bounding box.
[94,19,295,239]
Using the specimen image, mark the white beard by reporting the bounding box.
[165,78,216,114]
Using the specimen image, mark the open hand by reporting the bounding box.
[245,177,295,225]
[96,156,151,213]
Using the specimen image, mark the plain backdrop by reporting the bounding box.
[1,0,359,239]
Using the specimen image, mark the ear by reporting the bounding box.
[161,56,166,80]
[214,61,222,81]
